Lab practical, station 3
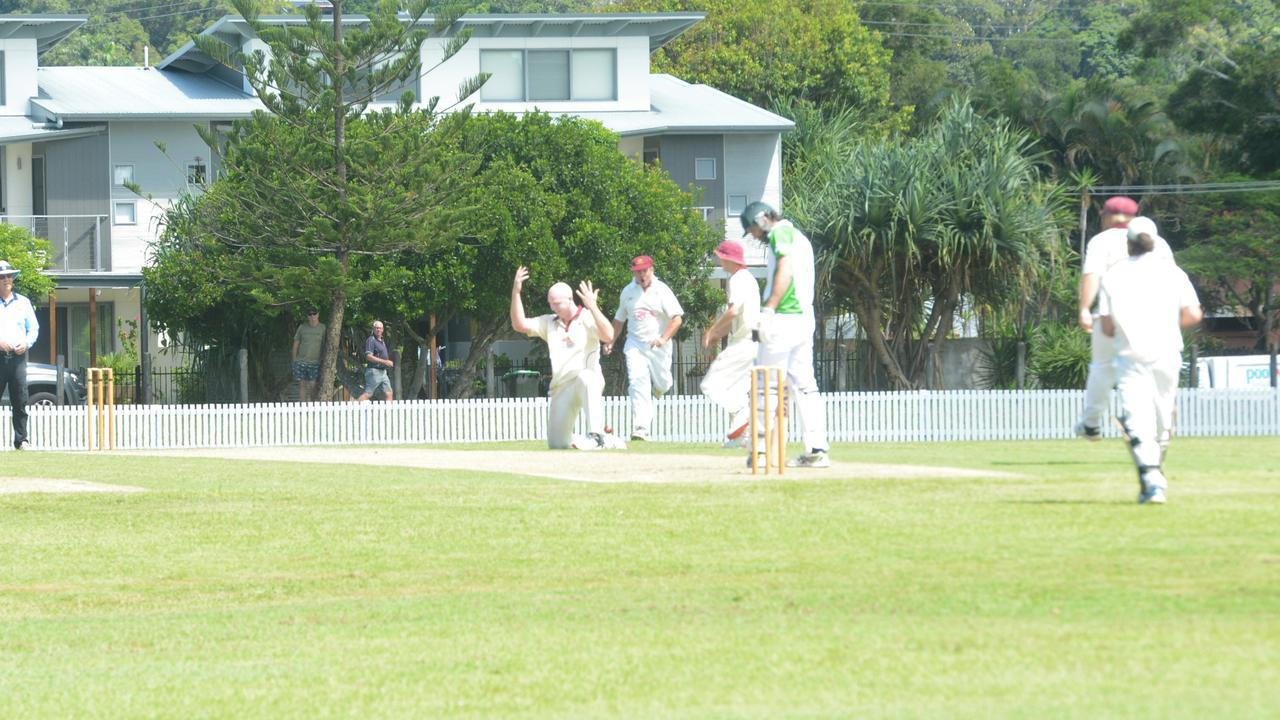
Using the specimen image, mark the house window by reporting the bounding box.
[571,49,616,101]
[480,49,617,102]
[187,161,207,187]
[113,164,134,186]
[728,195,748,215]
[528,50,570,101]
[113,202,136,225]
[695,158,717,181]
[480,50,525,101]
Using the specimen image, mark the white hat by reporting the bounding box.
[1127,216,1159,242]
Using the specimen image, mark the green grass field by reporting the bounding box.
[2,437,1278,719]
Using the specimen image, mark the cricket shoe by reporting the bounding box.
[1073,421,1102,442]
[571,433,606,451]
[630,428,649,441]
[746,453,768,469]
[1138,469,1168,504]
[786,450,831,469]
[722,435,747,449]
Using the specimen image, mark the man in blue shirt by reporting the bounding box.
[0,260,39,450]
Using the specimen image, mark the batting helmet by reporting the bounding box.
[739,201,776,236]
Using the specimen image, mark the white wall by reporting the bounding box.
[4,141,32,216]
[108,122,211,273]
[0,38,37,117]
[421,35,651,112]
[723,133,783,254]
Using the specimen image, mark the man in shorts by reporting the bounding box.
[356,320,394,402]
[291,309,325,401]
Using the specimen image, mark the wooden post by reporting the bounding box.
[88,289,98,368]
[48,290,57,364]
[429,314,438,400]
[1079,192,1090,265]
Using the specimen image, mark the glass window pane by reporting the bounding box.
[728,194,747,214]
[480,50,524,101]
[113,202,135,225]
[695,158,717,180]
[571,49,615,101]
[113,165,133,186]
[528,50,569,101]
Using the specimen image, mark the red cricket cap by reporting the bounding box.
[1102,196,1138,216]
[713,240,745,265]
[630,255,653,271]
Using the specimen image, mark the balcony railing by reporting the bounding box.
[0,215,109,272]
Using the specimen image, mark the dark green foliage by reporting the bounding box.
[1027,322,1089,390]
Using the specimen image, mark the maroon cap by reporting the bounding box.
[1102,196,1138,216]
[713,240,745,265]
[630,255,653,271]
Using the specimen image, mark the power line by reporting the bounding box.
[1082,181,1280,196]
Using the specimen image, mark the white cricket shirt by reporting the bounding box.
[613,277,683,349]
[1099,255,1200,364]
[527,310,603,392]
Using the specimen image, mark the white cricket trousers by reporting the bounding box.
[1114,354,1181,480]
[700,338,758,432]
[547,372,606,449]
[624,344,673,434]
[1079,324,1116,429]
[756,313,829,453]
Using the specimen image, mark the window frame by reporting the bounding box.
[694,158,717,181]
[479,48,618,103]
[113,201,137,226]
[113,164,134,187]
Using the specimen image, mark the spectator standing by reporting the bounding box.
[0,261,38,450]
[291,309,325,401]
[356,320,394,402]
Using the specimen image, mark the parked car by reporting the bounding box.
[0,362,88,406]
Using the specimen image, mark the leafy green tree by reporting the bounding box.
[1121,0,1280,172]
[787,99,1069,390]
[606,0,897,125]
[0,225,55,301]
[359,112,723,398]
[1173,177,1280,351]
[145,0,481,399]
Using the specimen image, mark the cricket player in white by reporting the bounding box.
[1098,224,1201,504]
[741,201,830,468]
[1075,198,1173,439]
[510,266,616,450]
[700,240,760,445]
[606,255,684,441]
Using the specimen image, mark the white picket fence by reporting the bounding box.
[9,388,1280,452]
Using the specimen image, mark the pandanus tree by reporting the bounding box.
[787,100,1070,389]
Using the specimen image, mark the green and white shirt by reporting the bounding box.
[762,220,815,316]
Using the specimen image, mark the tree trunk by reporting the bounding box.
[317,254,349,401]
[453,316,509,399]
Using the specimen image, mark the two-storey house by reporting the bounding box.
[0,12,792,379]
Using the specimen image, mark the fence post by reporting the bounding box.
[56,355,65,406]
[1271,343,1277,389]
[1188,343,1198,389]
[1015,341,1026,390]
[239,348,249,403]
[392,348,402,398]
[486,346,496,398]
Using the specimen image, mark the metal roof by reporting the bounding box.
[571,75,794,137]
[0,116,104,143]
[28,67,788,137]
[159,12,703,72]
[0,15,86,54]
[32,67,263,121]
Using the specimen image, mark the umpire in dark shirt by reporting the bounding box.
[356,320,394,401]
